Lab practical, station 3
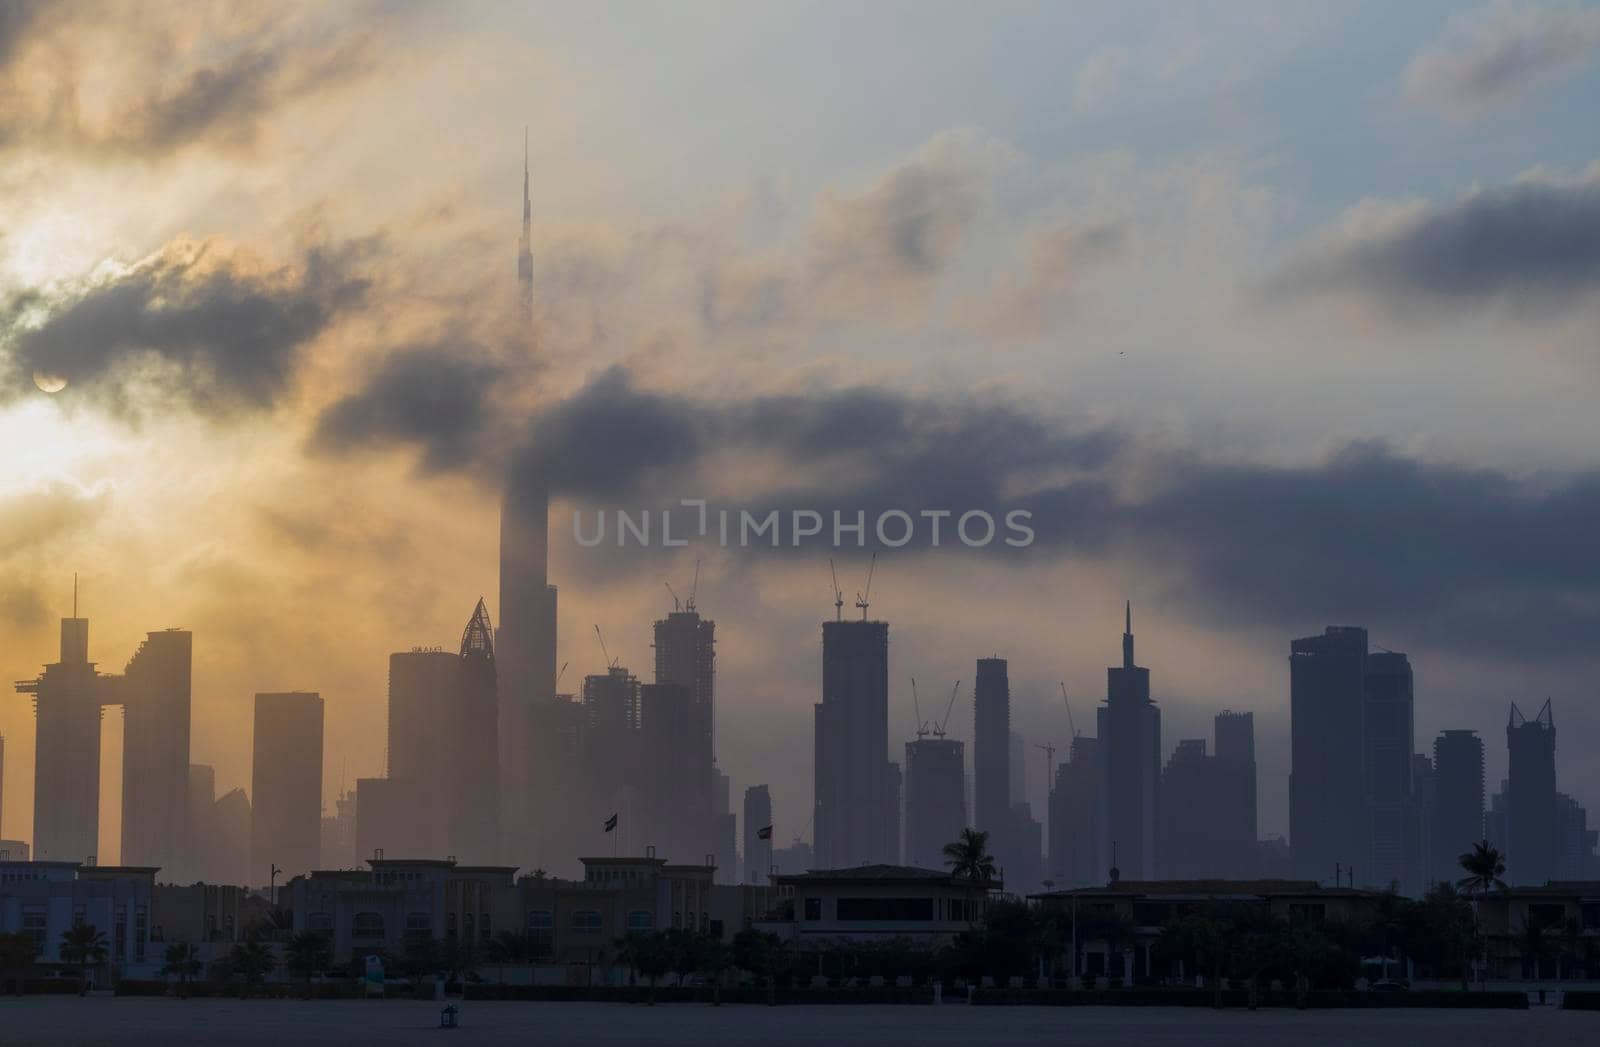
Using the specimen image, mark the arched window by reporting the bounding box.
[570,909,603,932]
[352,912,386,939]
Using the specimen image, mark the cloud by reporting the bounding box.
[805,130,1006,318]
[0,1,399,157]
[960,222,1125,339]
[309,342,507,471]
[1265,166,1600,316]
[1,234,373,413]
[1404,3,1600,118]
[0,479,110,557]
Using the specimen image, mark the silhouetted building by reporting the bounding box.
[1213,710,1258,878]
[499,148,562,869]
[1430,730,1485,886]
[814,618,897,867]
[1556,793,1598,880]
[251,692,323,885]
[17,614,105,862]
[1048,734,1100,887]
[904,737,965,870]
[1364,651,1422,894]
[653,606,716,774]
[454,600,502,862]
[1411,753,1436,885]
[116,629,193,878]
[1008,801,1044,892]
[1098,603,1159,880]
[972,659,1011,850]
[638,681,708,861]
[1505,700,1557,885]
[1289,626,1368,883]
[321,786,357,871]
[210,786,252,887]
[743,785,773,883]
[1158,738,1212,879]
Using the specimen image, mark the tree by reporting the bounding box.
[1456,842,1507,897]
[161,942,203,999]
[487,931,531,984]
[1456,841,1507,985]
[700,939,733,1005]
[629,932,671,1004]
[283,932,332,997]
[1517,912,1555,980]
[227,937,277,997]
[944,828,997,934]
[943,828,998,884]
[0,931,39,995]
[59,923,108,995]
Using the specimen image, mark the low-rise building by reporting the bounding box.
[756,864,996,946]
[0,861,157,980]
[1030,879,1386,981]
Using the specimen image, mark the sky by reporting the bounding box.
[3,0,1600,865]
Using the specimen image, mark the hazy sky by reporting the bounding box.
[3,1,1600,864]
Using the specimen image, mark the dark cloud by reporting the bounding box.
[0,578,47,629]
[310,342,506,471]
[0,0,47,67]
[1268,172,1600,313]
[1,236,372,412]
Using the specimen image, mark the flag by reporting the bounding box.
[604,813,618,833]
[757,825,772,840]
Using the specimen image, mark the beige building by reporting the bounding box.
[756,864,996,946]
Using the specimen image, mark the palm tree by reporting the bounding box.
[227,937,277,997]
[1456,841,1507,985]
[943,828,997,932]
[161,942,203,999]
[1456,841,1507,896]
[487,931,530,985]
[700,940,733,1005]
[283,931,331,997]
[59,923,108,995]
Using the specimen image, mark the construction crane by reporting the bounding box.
[1036,741,1057,787]
[910,677,929,739]
[556,661,569,688]
[854,551,877,620]
[594,624,620,669]
[687,558,701,613]
[828,559,844,621]
[1060,681,1080,739]
[933,679,960,738]
[664,581,681,611]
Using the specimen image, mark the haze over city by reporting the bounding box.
[2,0,1600,887]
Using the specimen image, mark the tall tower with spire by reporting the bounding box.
[499,129,562,867]
[518,126,534,329]
[1097,602,1160,880]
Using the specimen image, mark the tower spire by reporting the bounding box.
[1122,600,1134,669]
[518,127,534,329]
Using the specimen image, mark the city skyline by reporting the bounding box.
[5,0,1600,872]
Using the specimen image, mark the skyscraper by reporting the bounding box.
[1289,626,1368,883]
[1098,603,1159,880]
[653,604,716,769]
[904,736,965,869]
[1364,651,1421,893]
[1213,710,1258,877]
[1506,700,1557,885]
[251,692,324,885]
[814,618,896,867]
[499,138,560,868]
[1430,730,1484,887]
[1048,734,1100,887]
[973,658,1011,851]
[454,599,501,862]
[16,613,104,862]
[118,629,193,878]
[743,784,772,883]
